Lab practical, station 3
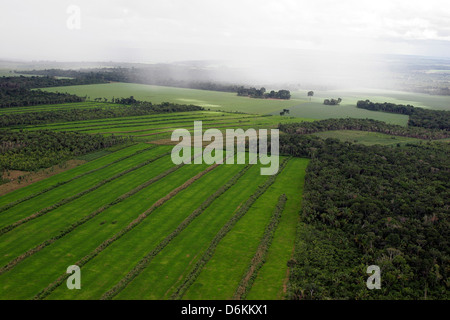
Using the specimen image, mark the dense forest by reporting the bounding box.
[279,118,450,140]
[237,87,291,99]
[15,69,294,99]
[0,130,129,172]
[357,100,450,131]
[0,101,204,127]
[0,76,92,108]
[278,133,449,299]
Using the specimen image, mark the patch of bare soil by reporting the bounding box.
[0,160,87,196]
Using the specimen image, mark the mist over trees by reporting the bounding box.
[237,87,291,100]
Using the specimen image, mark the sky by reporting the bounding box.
[1,0,450,63]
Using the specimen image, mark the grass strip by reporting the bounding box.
[33,160,221,300]
[0,149,168,236]
[0,143,151,215]
[233,194,287,300]
[100,164,252,300]
[170,158,290,300]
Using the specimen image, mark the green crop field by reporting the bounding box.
[0,139,309,300]
[41,82,304,115]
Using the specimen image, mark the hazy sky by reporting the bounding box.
[1,0,450,63]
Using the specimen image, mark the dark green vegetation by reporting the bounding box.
[280,118,449,140]
[311,130,423,146]
[278,130,449,299]
[237,87,291,100]
[0,130,129,171]
[357,100,450,130]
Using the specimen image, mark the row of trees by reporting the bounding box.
[0,76,96,108]
[0,88,85,108]
[357,100,450,130]
[237,87,291,100]
[278,133,449,299]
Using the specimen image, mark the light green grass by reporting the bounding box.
[0,146,166,229]
[0,143,148,207]
[272,88,450,126]
[291,88,450,111]
[246,158,309,300]
[182,157,305,300]
[276,102,409,126]
[0,150,173,270]
[0,161,207,299]
[112,164,268,300]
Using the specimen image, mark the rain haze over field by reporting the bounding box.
[1,0,450,89]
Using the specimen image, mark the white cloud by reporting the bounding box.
[0,0,449,61]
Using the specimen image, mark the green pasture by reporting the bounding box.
[311,130,424,146]
[41,82,305,114]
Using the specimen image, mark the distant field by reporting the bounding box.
[41,82,304,115]
[277,102,409,126]
[311,130,424,146]
[291,88,450,111]
[271,87,449,126]
[39,82,445,125]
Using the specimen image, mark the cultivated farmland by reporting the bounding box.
[0,126,308,300]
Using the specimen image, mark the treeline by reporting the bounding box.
[357,100,450,131]
[0,101,204,127]
[0,130,129,171]
[171,158,290,300]
[0,88,84,108]
[101,165,252,300]
[237,87,291,100]
[18,68,242,93]
[0,74,107,90]
[281,135,449,299]
[279,118,450,140]
[0,76,90,108]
